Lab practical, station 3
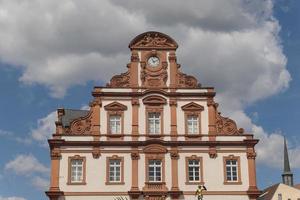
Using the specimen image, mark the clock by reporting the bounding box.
[147,56,160,67]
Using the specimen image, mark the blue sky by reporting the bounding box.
[0,0,299,199]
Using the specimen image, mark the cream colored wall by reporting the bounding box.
[178,152,249,192]
[272,183,300,200]
[59,152,132,192]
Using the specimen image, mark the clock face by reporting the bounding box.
[147,56,160,67]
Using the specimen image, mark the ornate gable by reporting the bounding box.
[104,102,128,111]
[129,31,178,50]
[216,112,244,135]
[181,102,204,111]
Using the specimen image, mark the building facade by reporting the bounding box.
[45,31,260,200]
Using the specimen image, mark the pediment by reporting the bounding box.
[143,95,167,105]
[104,102,127,111]
[181,102,204,111]
[129,31,178,50]
[143,144,168,154]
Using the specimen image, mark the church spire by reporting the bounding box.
[282,137,293,186]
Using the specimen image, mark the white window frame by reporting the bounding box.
[187,115,198,134]
[148,112,161,134]
[109,115,121,134]
[148,160,162,182]
[71,159,84,183]
[188,159,200,182]
[225,159,238,182]
[109,159,121,182]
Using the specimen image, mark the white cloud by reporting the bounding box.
[0,0,297,169]
[0,197,26,200]
[31,176,49,190]
[30,111,56,147]
[5,154,49,175]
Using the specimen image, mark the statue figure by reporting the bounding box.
[195,185,207,200]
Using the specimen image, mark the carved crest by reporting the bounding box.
[129,31,178,49]
[107,70,130,88]
[216,112,244,135]
[177,71,200,88]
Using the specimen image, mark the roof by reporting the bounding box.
[257,183,280,200]
[61,109,89,127]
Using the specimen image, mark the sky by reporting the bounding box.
[0,0,299,199]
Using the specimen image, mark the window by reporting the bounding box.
[106,156,124,185]
[223,155,241,184]
[148,112,160,134]
[109,159,121,182]
[109,115,121,134]
[187,115,198,134]
[278,194,282,200]
[104,102,127,138]
[68,155,86,185]
[188,159,200,181]
[181,102,204,137]
[185,156,203,184]
[148,160,162,182]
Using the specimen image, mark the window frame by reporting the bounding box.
[68,155,86,185]
[181,102,204,139]
[145,154,165,183]
[145,106,164,137]
[223,155,242,185]
[109,114,122,134]
[148,159,162,182]
[185,155,204,185]
[106,155,125,185]
[104,102,127,139]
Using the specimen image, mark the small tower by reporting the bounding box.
[282,137,293,186]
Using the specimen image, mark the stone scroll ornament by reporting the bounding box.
[134,33,176,48]
[195,185,207,200]
[107,70,130,88]
[64,112,92,135]
[216,112,244,135]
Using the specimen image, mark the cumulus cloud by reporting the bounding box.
[0,0,296,169]
[0,197,26,200]
[31,176,49,190]
[30,111,56,147]
[5,154,49,175]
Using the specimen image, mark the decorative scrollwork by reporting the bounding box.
[177,71,200,88]
[107,70,130,88]
[216,112,243,135]
[133,33,176,48]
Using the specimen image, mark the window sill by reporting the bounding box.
[223,181,242,185]
[67,182,86,185]
[105,181,125,185]
[185,181,205,185]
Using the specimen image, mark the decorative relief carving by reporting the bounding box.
[247,148,257,159]
[70,118,92,134]
[132,32,177,48]
[140,61,168,88]
[131,52,139,62]
[177,71,200,88]
[50,148,61,159]
[107,70,130,88]
[92,147,101,159]
[170,151,179,160]
[131,152,140,160]
[209,146,217,159]
[216,112,244,135]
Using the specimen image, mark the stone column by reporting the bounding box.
[131,98,139,141]
[207,93,217,141]
[169,98,177,141]
[129,151,141,199]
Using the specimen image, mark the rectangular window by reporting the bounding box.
[109,115,121,134]
[148,160,162,182]
[148,112,160,134]
[109,159,121,182]
[225,159,238,182]
[278,194,282,200]
[188,159,200,181]
[187,115,198,134]
[70,159,84,183]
